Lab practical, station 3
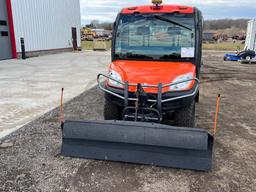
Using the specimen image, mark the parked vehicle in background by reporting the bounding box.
[224,19,256,63]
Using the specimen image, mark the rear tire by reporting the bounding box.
[245,56,252,61]
[104,99,121,120]
[174,100,196,128]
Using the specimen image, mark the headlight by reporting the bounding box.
[170,72,194,91]
[108,70,123,87]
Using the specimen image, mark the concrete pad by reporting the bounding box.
[0,51,110,138]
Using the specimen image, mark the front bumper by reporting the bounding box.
[97,74,199,112]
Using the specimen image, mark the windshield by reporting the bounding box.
[115,13,195,61]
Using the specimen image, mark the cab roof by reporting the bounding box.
[121,5,194,14]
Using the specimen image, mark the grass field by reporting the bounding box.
[82,40,112,50]
[202,41,244,51]
[82,40,244,51]
[82,41,93,50]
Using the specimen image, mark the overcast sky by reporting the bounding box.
[80,0,255,25]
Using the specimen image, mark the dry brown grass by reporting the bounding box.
[82,40,112,50]
[203,42,244,51]
[83,40,244,51]
[82,41,93,50]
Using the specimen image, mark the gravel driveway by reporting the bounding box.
[0,51,109,138]
[1,51,256,192]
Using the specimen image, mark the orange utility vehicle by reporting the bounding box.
[100,2,202,127]
[61,0,214,171]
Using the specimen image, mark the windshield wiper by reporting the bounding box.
[114,53,121,59]
[124,52,153,59]
[160,53,181,59]
[154,15,192,31]
[115,52,153,59]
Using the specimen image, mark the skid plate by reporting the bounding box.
[61,120,214,171]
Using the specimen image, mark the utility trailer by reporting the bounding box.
[224,19,256,63]
[61,0,218,171]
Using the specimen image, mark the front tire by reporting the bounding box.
[174,100,196,128]
[104,99,121,120]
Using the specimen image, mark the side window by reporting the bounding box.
[0,20,7,26]
[1,31,8,36]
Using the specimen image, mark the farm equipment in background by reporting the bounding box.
[224,19,256,63]
[223,53,241,61]
[61,0,219,171]
[224,50,256,62]
[81,28,96,41]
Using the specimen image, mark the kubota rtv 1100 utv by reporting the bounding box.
[100,3,203,127]
[61,0,214,171]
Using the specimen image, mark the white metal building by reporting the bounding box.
[0,0,81,60]
[245,19,256,51]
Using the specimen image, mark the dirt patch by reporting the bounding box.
[0,51,256,192]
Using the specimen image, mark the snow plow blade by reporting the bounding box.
[61,120,214,171]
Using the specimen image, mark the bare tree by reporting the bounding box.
[204,19,249,30]
[90,20,99,28]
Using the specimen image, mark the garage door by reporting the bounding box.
[0,0,12,60]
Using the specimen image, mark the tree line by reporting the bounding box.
[204,19,249,30]
[85,20,113,30]
[85,19,250,31]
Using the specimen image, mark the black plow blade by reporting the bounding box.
[61,120,214,171]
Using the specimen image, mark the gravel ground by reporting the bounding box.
[1,51,256,192]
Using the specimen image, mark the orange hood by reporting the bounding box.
[109,60,196,93]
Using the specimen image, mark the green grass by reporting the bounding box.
[203,42,244,51]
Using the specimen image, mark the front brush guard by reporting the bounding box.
[97,73,199,118]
